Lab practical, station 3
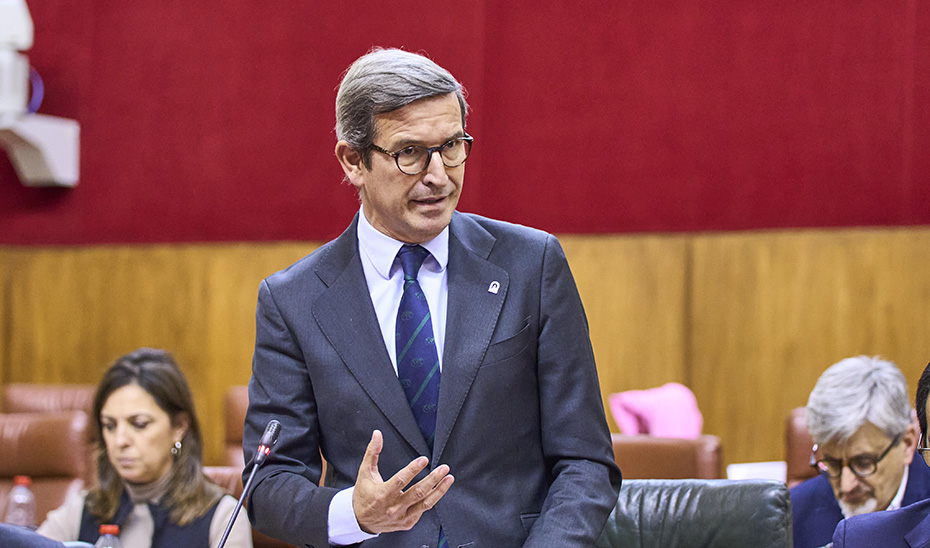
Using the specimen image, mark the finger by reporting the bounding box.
[359,430,384,481]
[414,473,455,512]
[386,455,430,491]
[401,464,452,503]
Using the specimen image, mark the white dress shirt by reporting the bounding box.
[328,209,450,546]
[886,463,909,512]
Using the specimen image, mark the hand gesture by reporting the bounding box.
[353,430,454,534]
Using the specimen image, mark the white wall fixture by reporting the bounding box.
[0,0,80,188]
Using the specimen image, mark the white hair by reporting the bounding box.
[806,355,911,445]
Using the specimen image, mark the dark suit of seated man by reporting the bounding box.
[791,356,930,548]
[0,524,91,548]
[833,360,930,548]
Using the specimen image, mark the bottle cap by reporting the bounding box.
[13,475,31,486]
[99,524,120,535]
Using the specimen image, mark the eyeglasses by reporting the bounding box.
[918,434,930,466]
[809,432,903,478]
[369,134,474,175]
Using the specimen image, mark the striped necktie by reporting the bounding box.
[395,244,441,450]
[396,245,447,547]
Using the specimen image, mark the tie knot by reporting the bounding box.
[397,245,429,279]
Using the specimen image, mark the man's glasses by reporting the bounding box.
[370,135,474,175]
[809,432,903,478]
[918,433,930,466]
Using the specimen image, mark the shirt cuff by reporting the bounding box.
[328,486,379,546]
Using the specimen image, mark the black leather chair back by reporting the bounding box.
[596,479,793,548]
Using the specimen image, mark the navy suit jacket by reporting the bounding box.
[833,498,930,548]
[242,212,622,548]
[0,525,68,548]
[791,457,930,548]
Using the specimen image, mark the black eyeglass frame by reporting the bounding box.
[918,433,930,463]
[369,134,474,175]
[809,432,904,479]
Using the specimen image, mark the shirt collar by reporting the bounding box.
[887,462,909,511]
[357,208,449,279]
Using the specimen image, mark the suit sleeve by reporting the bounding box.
[832,518,847,548]
[243,279,339,548]
[523,235,623,547]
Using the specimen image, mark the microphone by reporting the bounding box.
[254,419,281,465]
[217,420,282,548]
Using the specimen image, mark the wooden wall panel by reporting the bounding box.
[690,228,930,466]
[197,243,317,460]
[560,234,691,431]
[3,228,930,469]
[0,247,14,385]
[2,243,314,465]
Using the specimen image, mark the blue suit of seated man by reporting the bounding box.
[790,356,929,548]
[832,359,930,548]
[833,497,930,548]
[793,457,930,548]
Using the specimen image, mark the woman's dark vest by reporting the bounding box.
[78,490,219,548]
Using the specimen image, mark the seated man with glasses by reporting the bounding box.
[832,359,930,547]
[790,356,930,548]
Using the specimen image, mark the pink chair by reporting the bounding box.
[609,382,703,439]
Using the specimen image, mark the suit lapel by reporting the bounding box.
[905,506,930,548]
[903,457,930,506]
[312,216,429,455]
[433,213,509,460]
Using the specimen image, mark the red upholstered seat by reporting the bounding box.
[785,407,817,487]
[611,433,723,479]
[0,411,90,522]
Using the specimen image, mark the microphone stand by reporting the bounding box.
[217,420,281,548]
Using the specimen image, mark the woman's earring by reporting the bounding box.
[171,440,182,456]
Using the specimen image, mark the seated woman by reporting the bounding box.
[37,348,252,548]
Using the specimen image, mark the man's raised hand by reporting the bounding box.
[352,430,454,534]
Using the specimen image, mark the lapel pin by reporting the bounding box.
[488,281,500,294]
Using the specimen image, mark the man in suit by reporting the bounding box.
[242,48,622,548]
[833,361,930,547]
[791,356,930,548]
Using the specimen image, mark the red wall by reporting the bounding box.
[1,1,927,244]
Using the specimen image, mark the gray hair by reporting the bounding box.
[335,48,468,166]
[806,355,911,445]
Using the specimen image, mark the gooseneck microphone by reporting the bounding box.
[254,419,282,465]
[217,419,282,548]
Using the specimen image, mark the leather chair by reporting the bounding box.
[595,479,793,548]
[226,385,328,484]
[1,384,96,416]
[786,406,817,487]
[1,384,97,485]
[224,386,250,469]
[611,433,723,479]
[0,411,90,523]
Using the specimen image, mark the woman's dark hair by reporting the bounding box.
[86,348,222,525]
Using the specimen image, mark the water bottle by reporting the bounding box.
[94,524,123,548]
[4,475,36,527]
